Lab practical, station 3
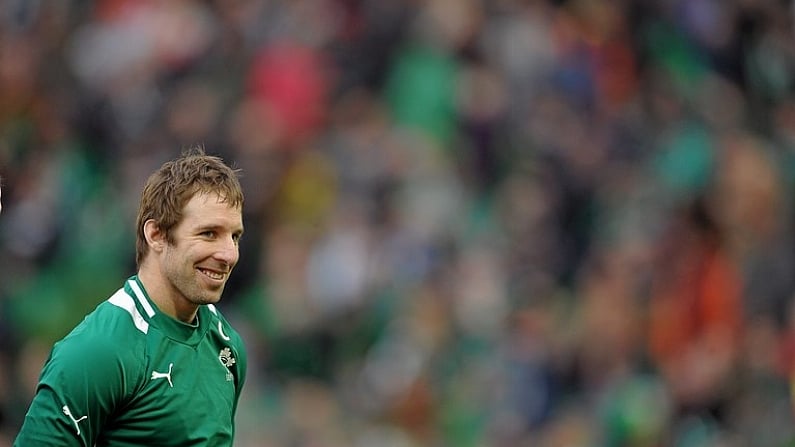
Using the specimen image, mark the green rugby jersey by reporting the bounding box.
[14,276,247,446]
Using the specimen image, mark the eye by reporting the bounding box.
[200,230,216,239]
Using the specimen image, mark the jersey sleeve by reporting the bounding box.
[14,331,142,446]
[231,329,247,415]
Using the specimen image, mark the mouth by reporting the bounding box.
[197,267,227,282]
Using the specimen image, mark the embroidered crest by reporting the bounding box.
[219,347,236,381]
[219,347,236,368]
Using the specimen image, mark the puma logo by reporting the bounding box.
[151,363,174,387]
[63,405,87,436]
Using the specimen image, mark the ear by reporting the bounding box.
[143,219,167,253]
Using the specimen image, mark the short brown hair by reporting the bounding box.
[135,147,243,268]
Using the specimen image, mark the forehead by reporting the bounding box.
[180,192,243,228]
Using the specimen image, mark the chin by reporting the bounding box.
[193,294,222,305]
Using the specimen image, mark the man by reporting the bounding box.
[15,148,247,446]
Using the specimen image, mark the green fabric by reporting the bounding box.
[14,276,247,446]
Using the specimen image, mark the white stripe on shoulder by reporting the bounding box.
[207,305,231,340]
[108,289,149,334]
[127,279,156,317]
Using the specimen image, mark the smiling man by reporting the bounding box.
[15,148,247,446]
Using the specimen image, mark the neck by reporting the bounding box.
[137,265,199,324]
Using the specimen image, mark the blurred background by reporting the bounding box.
[1,0,795,445]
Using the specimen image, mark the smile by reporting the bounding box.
[198,268,225,281]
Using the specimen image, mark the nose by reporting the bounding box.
[214,236,239,267]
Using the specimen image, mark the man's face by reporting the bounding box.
[160,192,243,307]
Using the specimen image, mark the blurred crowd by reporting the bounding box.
[2,0,795,445]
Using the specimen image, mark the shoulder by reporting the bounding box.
[48,290,150,377]
[204,304,247,393]
[204,304,247,378]
[16,287,152,444]
[38,303,149,410]
[205,304,246,350]
[63,292,148,347]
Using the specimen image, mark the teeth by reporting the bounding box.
[200,269,224,280]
